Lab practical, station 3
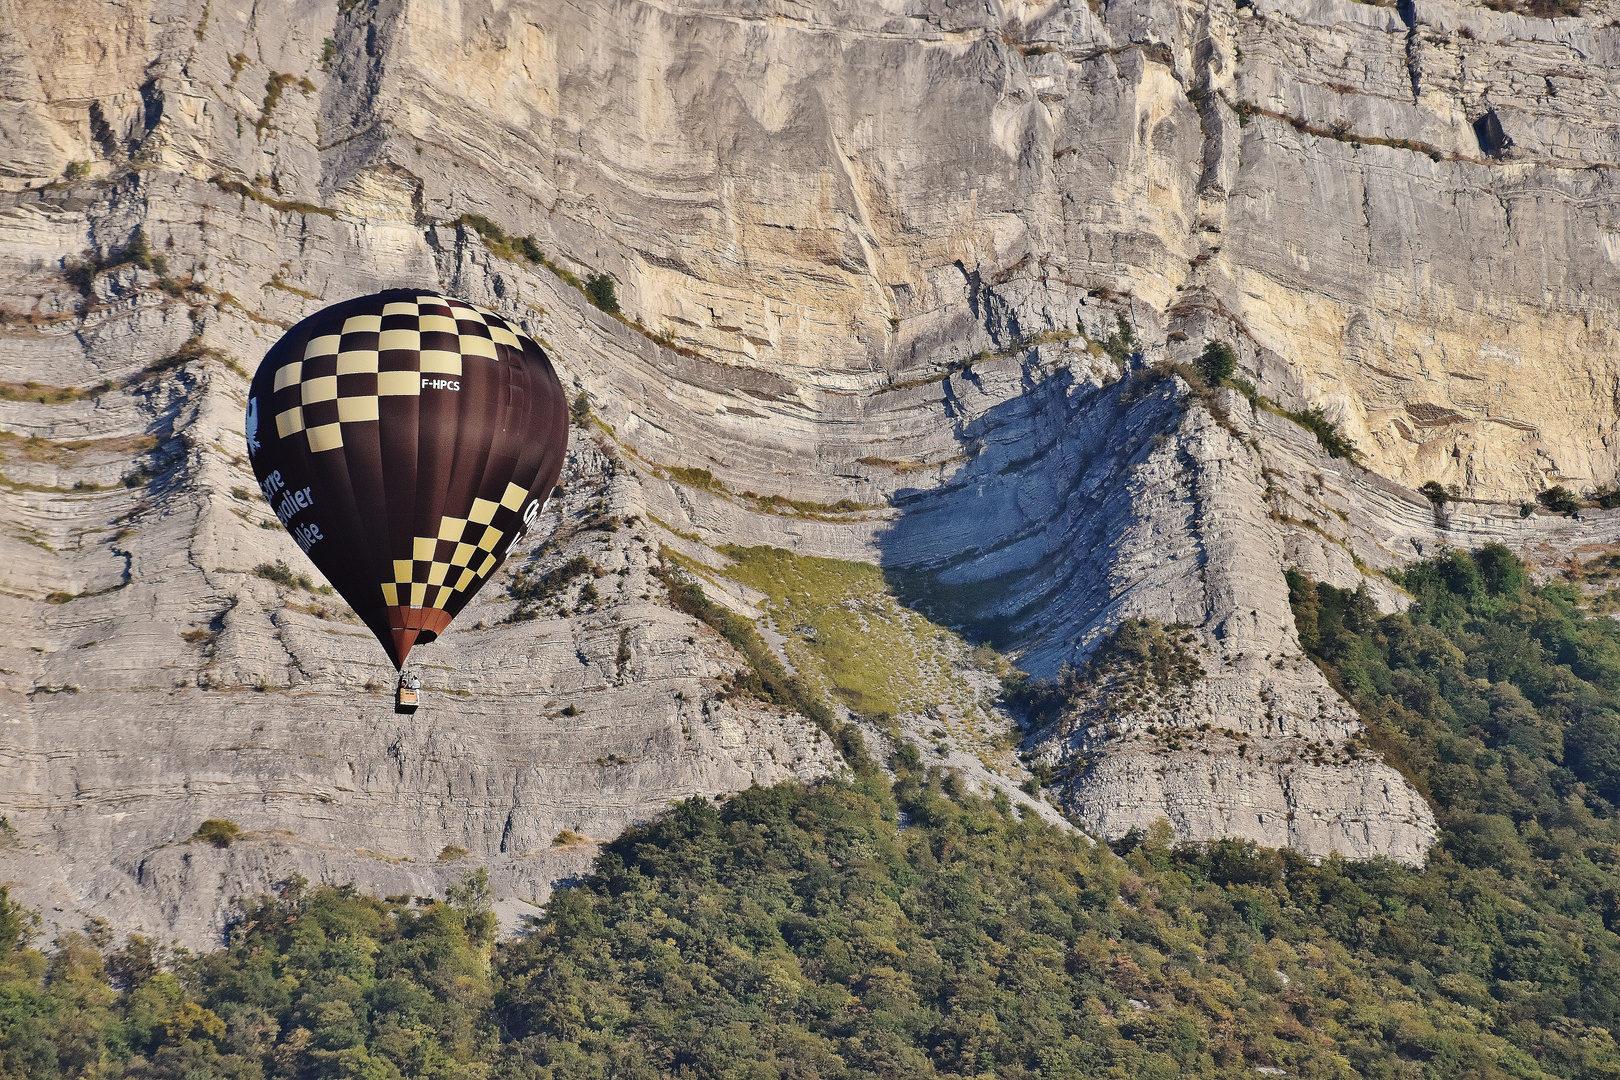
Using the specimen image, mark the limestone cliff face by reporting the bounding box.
[3,0,1620,944]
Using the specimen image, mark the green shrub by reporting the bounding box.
[191,819,240,848]
[1538,484,1579,514]
[584,272,620,314]
[1285,404,1353,458]
[457,212,507,245]
[1419,479,1449,505]
[254,559,313,591]
[1102,312,1139,364]
[1195,340,1236,384]
[569,390,592,426]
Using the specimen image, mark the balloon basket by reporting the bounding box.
[395,674,420,715]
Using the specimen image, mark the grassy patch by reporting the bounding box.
[665,465,722,491]
[653,549,835,729]
[211,175,337,218]
[254,560,330,594]
[716,546,1002,751]
[857,456,930,474]
[0,380,114,404]
[646,513,703,544]
[740,491,880,517]
[64,226,183,297]
[880,326,1086,394]
[454,214,584,289]
[883,563,1038,649]
[254,72,307,135]
[655,462,878,519]
[191,819,240,848]
[1229,97,1453,161]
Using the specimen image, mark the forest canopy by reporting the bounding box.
[5,545,1620,1079]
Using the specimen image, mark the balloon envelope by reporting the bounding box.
[245,289,568,668]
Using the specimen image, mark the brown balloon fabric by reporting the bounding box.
[245,290,569,669]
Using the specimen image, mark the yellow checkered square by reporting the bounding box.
[342,314,382,334]
[304,335,340,359]
[413,536,436,560]
[468,498,499,524]
[477,526,503,552]
[381,301,418,317]
[274,362,303,390]
[306,424,342,452]
[460,334,497,360]
[437,516,467,541]
[452,542,476,566]
[336,350,378,375]
[337,397,378,422]
[377,371,418,396]
[427,562,449,587]
[419,350,462,374]
[275,407,304,437]
[302,376,338,404]
[500,482,527,510]
[379,328,420,352]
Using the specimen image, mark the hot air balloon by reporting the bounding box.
[245,290,569,710]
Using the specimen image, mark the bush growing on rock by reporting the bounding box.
[1195,340,1236,384]
[1538,484,1579,514]
[584,272,619,315]
[1102,312,1139,365]
[191,819,239,848]
[254,559,312,591]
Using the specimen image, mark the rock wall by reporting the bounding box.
[4,0,1620,944]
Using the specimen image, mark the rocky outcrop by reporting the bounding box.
[6,0,1620,944]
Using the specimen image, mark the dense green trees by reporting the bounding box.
[8,543,1620,1077]
[0,875,499,1079]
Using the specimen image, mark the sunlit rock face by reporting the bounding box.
[8,0,1620,943]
